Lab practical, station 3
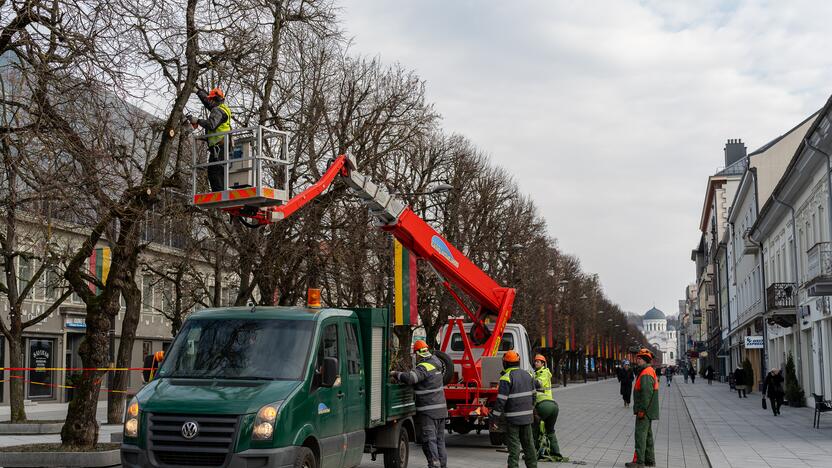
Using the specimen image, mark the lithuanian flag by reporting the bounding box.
[88,247,111,293]
[393,240,418,326]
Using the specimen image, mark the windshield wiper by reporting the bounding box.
[220,376,275,381]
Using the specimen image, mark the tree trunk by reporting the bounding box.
[61,305,112,448]
[8,336,26,423]
[107,274,141,424]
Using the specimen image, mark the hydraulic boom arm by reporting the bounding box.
[260,155,515,356]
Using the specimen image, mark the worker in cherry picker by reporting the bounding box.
[188,87,232,192]
[492,350,538,468]
[532,354,564,462]
[390,340,448,468]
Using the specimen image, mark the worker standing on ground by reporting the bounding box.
[532,354,564,462]
[142,350,164,383]
[190,87,232,192]
[390,341,448,468]
[492,350,538,468]
[626,349,659,468]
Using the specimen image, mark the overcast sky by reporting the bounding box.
[341,1,832,318]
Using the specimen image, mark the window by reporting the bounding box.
[345,323,361,375]
[142,340,152,359]
[142,275,153,312]
[450,331,514,352]
[18,257,32,299]
[45,268,60,300]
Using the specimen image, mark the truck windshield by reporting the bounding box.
[157,319,315,381]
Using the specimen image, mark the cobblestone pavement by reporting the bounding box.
[362,378,709,467]
[680,380,832,468]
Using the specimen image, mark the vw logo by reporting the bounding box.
[181,421,199,439]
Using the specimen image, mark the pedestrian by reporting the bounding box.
[705,365,715,385]
[390,340,448,468]
[618,360,634,407]
[728,371,735,391]
[665,366,672,387]
[762,368,785,416]
[142,350,164,383]
[626,349,659,468]
[683,365,689,383]
[190,87,232,192]
[688,366,696,384]
[733,366,747,398]
[532,354,564,461]
[491,350,537,468]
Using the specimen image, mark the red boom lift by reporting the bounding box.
[191,128,516,434]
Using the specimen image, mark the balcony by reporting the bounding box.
[806,242,832,296]
[765,283,797,328]
[742,229,759,254]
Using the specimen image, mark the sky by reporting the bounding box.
[340,0,832,318]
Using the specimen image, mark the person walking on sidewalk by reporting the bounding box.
[734,366,747,398]
[688,366,696,384]
[705,365,715,385]
[625,349,659,468]
[532,354,564,461]
[618,360,634,407]
[683,365,689,383]
[492,350,538,468]
[665,366,672,387]
[762,368,785,416]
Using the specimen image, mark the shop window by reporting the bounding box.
[27,339,54,399]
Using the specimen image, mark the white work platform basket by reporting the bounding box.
[190,126,290,209]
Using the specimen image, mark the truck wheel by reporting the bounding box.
[489,430,504,446]
[383,425,409,468]
[293,447,317,468]
[435,351,454,385]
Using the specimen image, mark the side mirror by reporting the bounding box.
[321,357,339,387]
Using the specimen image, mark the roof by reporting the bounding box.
[644,307,666,320]
[189,306,354,321]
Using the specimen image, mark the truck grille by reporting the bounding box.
[148,413,238,467]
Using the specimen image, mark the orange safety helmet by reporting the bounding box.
[154,350,165,362]
[636,348,653,362]
[207,87,225,101]
[412,340,429,353]
[534,354,546,364]
[503,350,520,364]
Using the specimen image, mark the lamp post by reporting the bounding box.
[557,280,568,387]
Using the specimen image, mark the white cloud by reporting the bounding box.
[341,0,832,316]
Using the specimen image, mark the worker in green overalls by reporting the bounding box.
[532,354,564,462]
[190,87,232,192]
[626,348,659,468]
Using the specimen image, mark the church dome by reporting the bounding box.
[644,307,666,320]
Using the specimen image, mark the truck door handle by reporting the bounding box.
[337,391,345,399]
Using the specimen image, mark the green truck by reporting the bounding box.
[121,306,416,468]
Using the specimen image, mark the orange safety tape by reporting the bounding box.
[0,378,129,394]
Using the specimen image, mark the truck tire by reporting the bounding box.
[383,424,409,468]
[293,447,317,468]
[435,351,454,385]
[489,430,504,446]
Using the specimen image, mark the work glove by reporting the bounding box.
[389,371,399,382]
[637,411,645,420]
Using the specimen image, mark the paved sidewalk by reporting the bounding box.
[0,401,119,447]
[361,377,708,467]
[680,380,832,468]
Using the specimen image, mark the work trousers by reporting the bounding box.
[207,143,226,192]
[418,414,447,468]
[632,417,655,465]
[506,423,538,468]
[533,400,560,457]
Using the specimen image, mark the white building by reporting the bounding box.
[640,307,678,365]
[750,97,832,403]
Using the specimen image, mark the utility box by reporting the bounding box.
[228,138,254,188]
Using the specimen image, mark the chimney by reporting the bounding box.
[724,138,747,168]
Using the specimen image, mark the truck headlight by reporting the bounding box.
[124,397,140,439]
[252,401,283,441]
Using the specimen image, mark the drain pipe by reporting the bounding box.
[771,194,803,387]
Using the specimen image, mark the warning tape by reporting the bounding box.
[0,376,129,394]
[0,367,152,372]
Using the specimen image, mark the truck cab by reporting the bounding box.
[440,322,533,378]
[121,307,414,468]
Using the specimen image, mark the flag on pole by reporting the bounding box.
[393,240,419,326]
[88,247,111,293]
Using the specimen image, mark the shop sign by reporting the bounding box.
[65,318,86,329]
[744,336,764,349]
